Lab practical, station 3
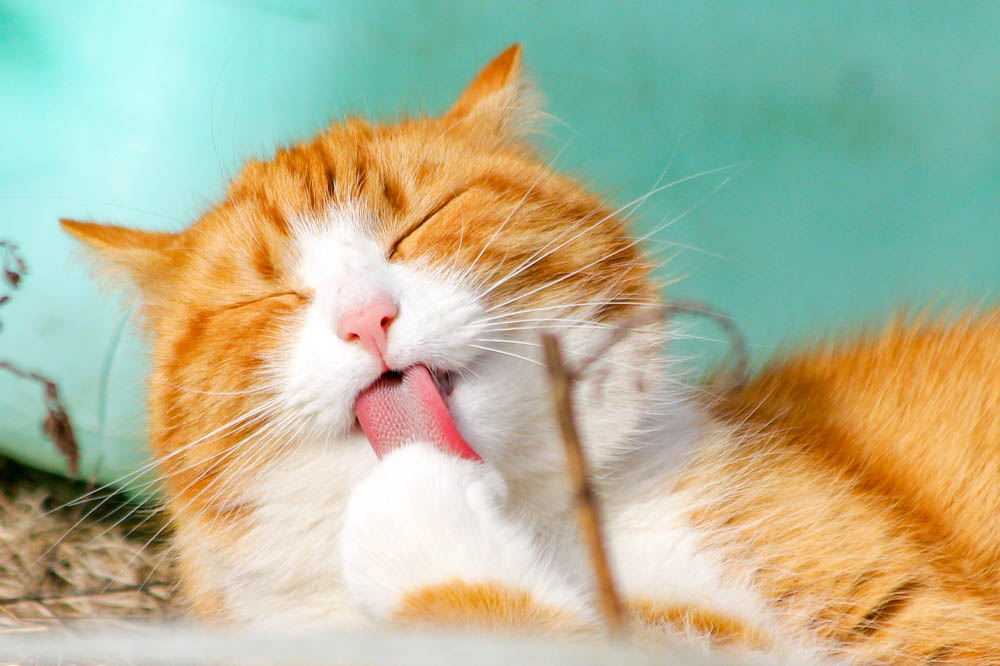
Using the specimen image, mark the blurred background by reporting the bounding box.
[1,1,998,486]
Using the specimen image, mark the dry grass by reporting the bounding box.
[0,456,181,636]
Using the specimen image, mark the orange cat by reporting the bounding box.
[63,45,1000,664]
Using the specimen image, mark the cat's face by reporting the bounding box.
[64,45,664,509]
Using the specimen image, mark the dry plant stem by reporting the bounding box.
[0,240,28,329]
[572,305,670,379]
[571,301,748,390]
[541,333,625,635]
[0,361,79,476]
[0,240,79,475]
[0,240,27,294]
[540,299,747,634]
[662,300,749,389]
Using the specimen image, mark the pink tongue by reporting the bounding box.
[354,364,481,461]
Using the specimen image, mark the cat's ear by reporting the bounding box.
[444,44,541,141]
[61,219,181,300]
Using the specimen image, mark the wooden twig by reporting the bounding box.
[0,242,80,476]
[661,300,749,390]
[571,305,670,379]
[541,334,625,634]
[0,240,27,294]
[571,301,749,390]
[0,362,79,477]
[0,241,27,332]
[540,298,748,634]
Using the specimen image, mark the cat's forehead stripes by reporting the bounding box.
[223,122,444,251]
[202,115,656,320]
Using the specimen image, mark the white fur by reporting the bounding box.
[341,443,592,621]
[179,206,827,658]
[196,435,376,627]
[279,208,487,438]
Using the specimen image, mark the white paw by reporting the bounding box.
[340,443,584,619]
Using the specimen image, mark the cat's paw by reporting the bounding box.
[340,443,584,620]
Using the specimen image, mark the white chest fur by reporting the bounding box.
[217,436,378,627]
[197,414,810,659]
[209,437,761,631]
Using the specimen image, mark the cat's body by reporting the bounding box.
[64,46,1000,664]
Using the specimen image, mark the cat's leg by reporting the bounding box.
[340,443,593,631]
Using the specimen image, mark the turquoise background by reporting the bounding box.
[1,1,998,486]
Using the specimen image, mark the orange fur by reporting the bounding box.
[629,599,771,649]
[62,45,1000,662]
[391,315,1000,662]
[689,313,1000,662]
[62,45,655,621]
[396,581,579,633]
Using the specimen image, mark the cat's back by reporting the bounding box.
[691,312,1000,662]
[722,311,1000,573]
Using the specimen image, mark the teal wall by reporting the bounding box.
[2,1,998,485]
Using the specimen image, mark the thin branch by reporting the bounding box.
[541,334,625,634]
[571,305,669,379]
[0,361,79,476]
[0,240,27,292]
[571,301,749,389]
[540,298,748,634]
[0,240,27,332]
[662,300,749,389]
[0,241,80,476]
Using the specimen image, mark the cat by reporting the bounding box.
[62,45,1000,664]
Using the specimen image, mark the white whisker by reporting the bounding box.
[479,163,740,301]
[457,138,576,285]
[468,344,545,368]
[484,171,736,314]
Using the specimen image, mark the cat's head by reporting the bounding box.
[63,45,667,508]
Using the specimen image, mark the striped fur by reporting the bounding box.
[63,45,1000,663]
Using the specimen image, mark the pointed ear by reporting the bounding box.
[60,219,180,299]
[444,44,541,140]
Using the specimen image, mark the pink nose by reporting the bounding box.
[337,296,398,364]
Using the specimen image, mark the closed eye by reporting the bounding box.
[388,189,465,258]
[222,290,310,311]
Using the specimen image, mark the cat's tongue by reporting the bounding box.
[354,364,481,461]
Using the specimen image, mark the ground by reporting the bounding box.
[0,456,180,637]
